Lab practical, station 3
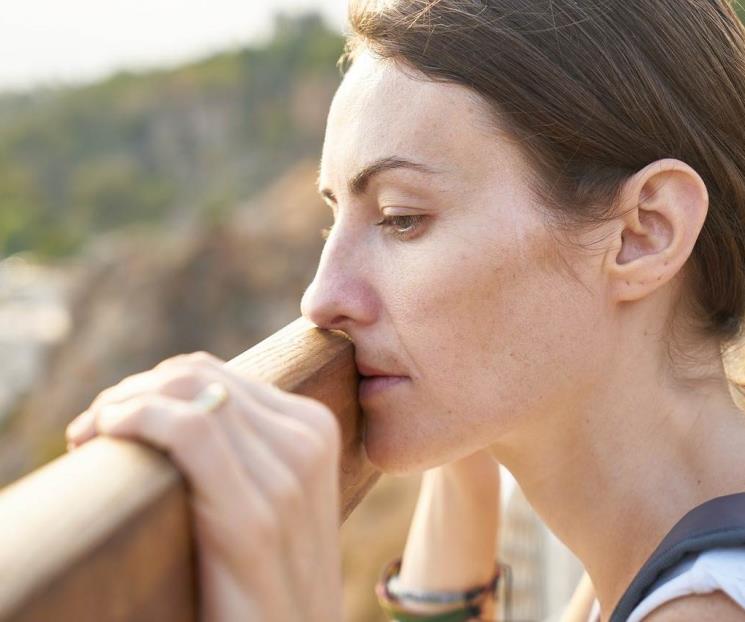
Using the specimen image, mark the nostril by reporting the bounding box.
[300,264,375,329]
[325,314,349,330]
[300,283,348,330]
[309,313,349,332]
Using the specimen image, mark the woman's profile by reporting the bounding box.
[67,1,745,620]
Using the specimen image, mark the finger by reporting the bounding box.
[65,370,318,480]
[159,352,339,438]
[66,364,213,446]
[96,391,307,527]
[68,353,340,466]
[160,362,343,614]
[213,388,342,595]
[96,391,314,594]
[66,351,226,443]
[196,366,342,538]
[182,373,337,536]
[146,356,341,463]
[65,363,322,459]
[210,398,304,521]
[212,402,313,601]
[92,394,276,536]
[66,409,97,447]
[66,352,327,447]
[92,365,205,408]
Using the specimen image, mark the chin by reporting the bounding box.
[362,419,452,476]
[362,423,422,475]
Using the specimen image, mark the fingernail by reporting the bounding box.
[67,410,93,439]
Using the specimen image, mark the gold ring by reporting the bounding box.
[192,381,229,413]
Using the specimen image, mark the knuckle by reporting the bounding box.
[90,380,136,412]
[122,395,147,412]
[159,370,202,395]
[272,393,341,449]
[122,396,155,418]
[172,410,212,451]
[90,386,115,409]
[95,397,144,432]
[309,404,342,449]
[291,395,339,435]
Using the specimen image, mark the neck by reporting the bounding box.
[489,335,745,619]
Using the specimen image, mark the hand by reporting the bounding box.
[65,351,344,622]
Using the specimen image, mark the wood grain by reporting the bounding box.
[0,316,381,622]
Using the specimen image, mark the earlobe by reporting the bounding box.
[606,158,708,303]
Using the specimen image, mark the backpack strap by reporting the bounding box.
[609,491,745,622]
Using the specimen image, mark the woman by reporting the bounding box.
[66,0,745,620]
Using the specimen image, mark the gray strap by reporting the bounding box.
[610,492,745,621]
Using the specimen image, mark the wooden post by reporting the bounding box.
[0,316,380,622]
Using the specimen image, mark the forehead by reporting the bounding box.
[319,50,503,189]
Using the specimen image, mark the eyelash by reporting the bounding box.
[320,215,426,241]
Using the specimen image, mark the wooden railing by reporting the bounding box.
[0,316,381,622]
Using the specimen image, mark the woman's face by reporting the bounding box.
[301,50,613,474]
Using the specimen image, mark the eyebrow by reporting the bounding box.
[316,156,441,203]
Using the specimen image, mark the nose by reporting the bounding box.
[300,233,377,331]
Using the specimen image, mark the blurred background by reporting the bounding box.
[1,2,744,620]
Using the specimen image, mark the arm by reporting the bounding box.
[558,571,596,622]
[641,591,744,622]
[557,576,745,622]
[392,450,598,622]
[393,449,502,619]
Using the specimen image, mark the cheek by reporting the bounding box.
[366,228,604,471]
[395,229,578,384]
[443,249,600,399]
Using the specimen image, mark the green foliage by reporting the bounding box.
[0,12,343,259]
[736,0,745,23]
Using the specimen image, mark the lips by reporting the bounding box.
[355,360,407,378]
[355,359,409,402]
[358,375,408,401]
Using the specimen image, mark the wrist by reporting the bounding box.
[376,556,501,620]
[430,449,501,488]
[424,461,500,512]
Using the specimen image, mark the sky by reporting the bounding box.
[0,0,347,93]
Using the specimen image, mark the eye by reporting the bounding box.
[375,214,427,240]
[320,215,427,241]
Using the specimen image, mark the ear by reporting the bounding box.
[604,158,708,303]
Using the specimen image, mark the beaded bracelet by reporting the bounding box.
[374,557,510,622]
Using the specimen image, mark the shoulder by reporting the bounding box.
[640,590,745,621]
[631,546,745,621]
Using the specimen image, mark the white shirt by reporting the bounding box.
[586,546,745,621]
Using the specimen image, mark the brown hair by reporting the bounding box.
[340,0,745,343]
